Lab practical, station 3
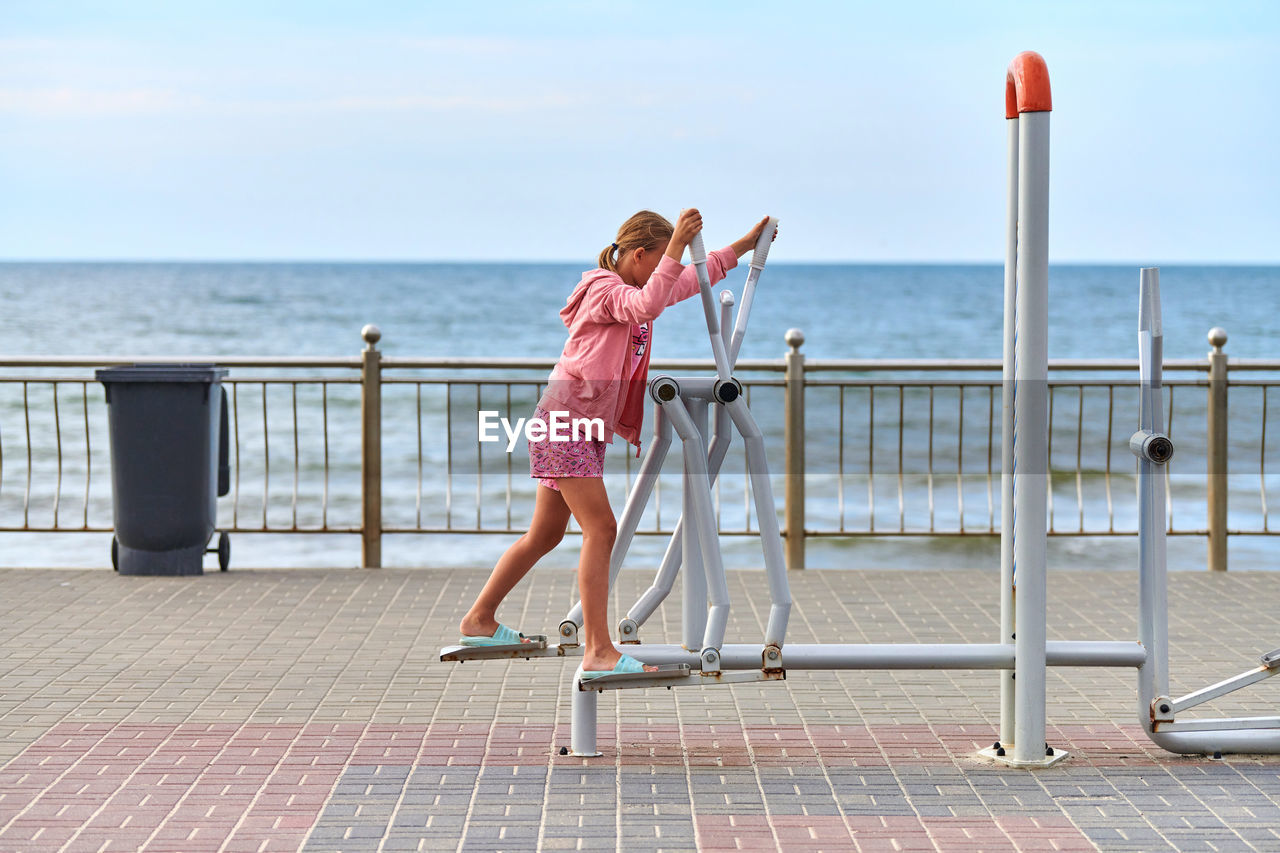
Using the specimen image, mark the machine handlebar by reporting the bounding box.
[689,231,707,267]
[750,216,779,270]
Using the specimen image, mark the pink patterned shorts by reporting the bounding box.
[527,405,607,490]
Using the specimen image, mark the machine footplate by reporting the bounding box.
[440,636,579,662]
[578,665,786,692]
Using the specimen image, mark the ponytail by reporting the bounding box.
[598,243,619,272]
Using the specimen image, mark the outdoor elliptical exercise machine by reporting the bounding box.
[442,51,1280,765]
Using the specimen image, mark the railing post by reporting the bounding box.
[784,328,806,570]
[1207,327,1228,572]
[361,324,383,568]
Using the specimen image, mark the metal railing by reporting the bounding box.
[1,325,1272,569]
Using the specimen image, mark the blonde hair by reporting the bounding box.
[597,210,674,273]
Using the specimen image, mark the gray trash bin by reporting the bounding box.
[96,364,231,576]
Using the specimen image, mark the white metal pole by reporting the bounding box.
[720,291,735,353]
[1130,270,1280,755]
[627,526,683,628]
[570,670,601,756]
[608,640,1144,670]
[688,232,731,382]
[728,216,779,366]
[725,396,792,647]
[611,406,671,582]
[1000,114,1020,748]
[1011,107,1051,766]
[1137,268,1171,720]
[627,398,732,628]
[681,397,710,650]
[664,395,731,665]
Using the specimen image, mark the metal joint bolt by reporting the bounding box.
[558,621,579,647]
[649,375,679,404]
[700,648,721,673]
[1130,429,1174,465]
[714,377,742,405]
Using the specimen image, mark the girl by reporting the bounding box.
[458,208,774,678]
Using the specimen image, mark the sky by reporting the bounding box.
[1,1,1277,263]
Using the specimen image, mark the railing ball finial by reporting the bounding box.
[362,324,382,350]
[1208,327,1227,352]
[785,328,805,352]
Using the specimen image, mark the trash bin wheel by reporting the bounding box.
[217,532,230,572]
[111,536,119,572]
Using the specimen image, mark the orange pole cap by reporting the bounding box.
[1005,51,1052,119]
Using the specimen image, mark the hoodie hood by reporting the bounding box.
[563,270,616,326]
[560,268,622,328]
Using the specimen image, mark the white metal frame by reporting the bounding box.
[440,51,1280,764]
[1136,268,1280,753]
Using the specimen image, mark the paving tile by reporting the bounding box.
[2,568,1280,852]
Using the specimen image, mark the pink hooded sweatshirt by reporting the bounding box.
[538,247,739,451]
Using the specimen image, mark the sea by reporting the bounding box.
[3,261,1280,573]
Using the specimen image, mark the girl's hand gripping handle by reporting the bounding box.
[750,216,779,270]
[669,207,704,262]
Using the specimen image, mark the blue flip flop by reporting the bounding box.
[580,653,647,680]
[459,623,528,647]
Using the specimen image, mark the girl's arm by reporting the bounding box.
[662,247,739,307]
[662,215,772,307]
[729,216,775,258]
[585,211,771,325]
[588,249,739,325]
[587,208,719,325]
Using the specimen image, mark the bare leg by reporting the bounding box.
[557,477,656,672]
[459,484,571,639]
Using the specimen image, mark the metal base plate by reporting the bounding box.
[977,745,1069,768]
[439,636,579,662]
[577,665,787,692]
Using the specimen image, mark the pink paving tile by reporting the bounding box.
[18,828,80,850]
[695,814,779,850]
[0,722,355,853]
[771,813,858,848]
[745,723,813,743]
